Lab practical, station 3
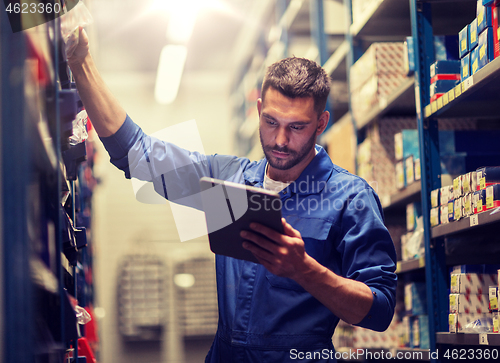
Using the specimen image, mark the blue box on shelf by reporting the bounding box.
[459,24,470,57]
[404,36,415,75]
[430,60,461,76]
[461,53,471,80]
[395,129,419,161]
[470,18,479,50]
[478,27,494,70]
[405,282,428,316]
[430,79,460,98]
[406,201,422,231]
[470,46,480,74]
[478,0,493,34]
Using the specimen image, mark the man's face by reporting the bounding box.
[257,87,328,181]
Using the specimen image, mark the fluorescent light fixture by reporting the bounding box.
[154,44,188,104]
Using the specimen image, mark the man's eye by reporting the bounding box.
[291,125,305,130]
[266,120,277,126]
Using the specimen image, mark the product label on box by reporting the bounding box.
[472,58,479,74]
[486,185,494,209]
[430,207,440,227]
[464,195,472,216]
[494,314,499,333]
[454,198,462,221]
[477,196,483,212]
[490,286,498,311]
[449,314,457,333]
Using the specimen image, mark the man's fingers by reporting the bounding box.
[242,241,274,265]
[281,218,301,238]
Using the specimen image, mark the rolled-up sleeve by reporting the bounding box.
[337,187,397,332]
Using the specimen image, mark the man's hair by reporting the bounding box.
[261,57,331,115]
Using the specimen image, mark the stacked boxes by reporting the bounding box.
[394,129,420,189]
[357,117,416,203]
[459,0,499,80]
[404,282,429,348]
[350,43,408,122]
[430,60,461,102]
[449,267,499,333]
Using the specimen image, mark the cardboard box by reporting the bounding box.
[431,188,440,208]
[430,60,461,82]
[430,79,460,99]
[396,161,406,190]
[450,273,498,294]
[486,183,500,209]
[462,171,477,195]
[477,166,500,190]
[440,204,450,225]
[460,24,470,57]
[454,197,463,221]
[440,185,453,206]
[449,293,491,314]
[404,36,415,75]
[478,0,493,34]
[463,193,473,217]
[461,53,471,81]
[470,18,479,50]
[434,35,460,61]
[473,189,487,213]
[493,313,499,333]
[405,282,427,315]
[407,202,422,231]
[412,315,430,349]
[430,207,440,227]
[478,27,494,70]
[453,175,463,199]
[490,286,499,311]
[405,156,417,185]
[394,129,419,161]
[350,42,407,92]
[471,46,480,74]
[492,3,500,58]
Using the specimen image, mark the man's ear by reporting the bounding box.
[257,98,262,116]
[317,110,330,135]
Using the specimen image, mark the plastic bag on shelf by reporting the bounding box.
[75,305,92,325]
[60,1,93,58]
[69,110,88,145]
[463,316,494,333]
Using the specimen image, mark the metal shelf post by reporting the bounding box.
[409,1,449,360]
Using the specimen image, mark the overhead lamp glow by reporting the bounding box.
[154,45,188,104]
[166,12,197,43]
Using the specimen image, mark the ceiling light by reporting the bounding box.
[154,44,188,104]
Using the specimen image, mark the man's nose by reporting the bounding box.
[275,127,289,147]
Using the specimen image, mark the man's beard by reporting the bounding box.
[260,129,317,171]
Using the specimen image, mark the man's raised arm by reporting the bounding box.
[67,27,127,137]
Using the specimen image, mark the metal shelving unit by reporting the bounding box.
[411,0,500,361]
[436,332,500,346]
[1,8,98,362]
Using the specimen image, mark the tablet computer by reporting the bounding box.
[199,176,283,263]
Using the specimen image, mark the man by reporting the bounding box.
[69,28,397,362]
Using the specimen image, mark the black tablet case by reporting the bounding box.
[199,177,283,263]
